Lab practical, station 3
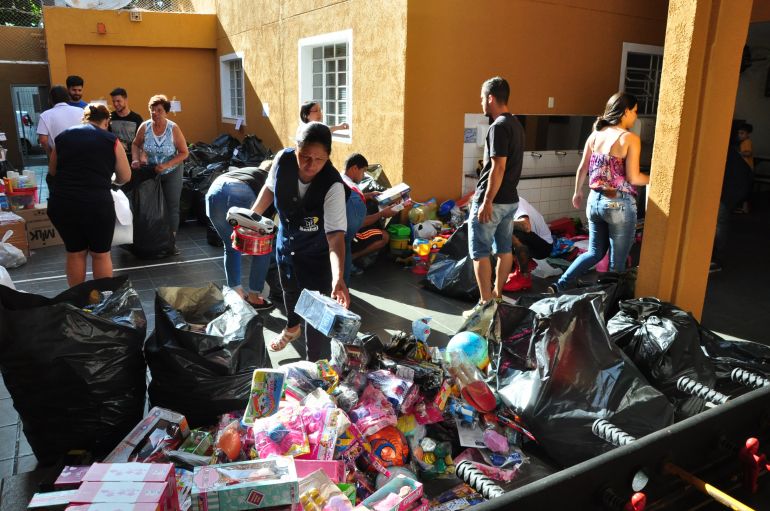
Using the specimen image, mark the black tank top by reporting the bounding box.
[53,124,117,203]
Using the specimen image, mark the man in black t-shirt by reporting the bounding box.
[109,87,144,158]
[465,76,525,316]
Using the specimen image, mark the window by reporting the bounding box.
[619,43,664,116]
[220,53,245,122]
[299,30,352,141]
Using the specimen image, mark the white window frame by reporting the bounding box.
[619,42,664,117]
[298,29,353,143]
[219,52,245,124]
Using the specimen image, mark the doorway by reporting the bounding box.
[10,85,49,167]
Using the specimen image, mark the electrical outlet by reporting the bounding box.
[130,10,142,22]
[548,97,555,109]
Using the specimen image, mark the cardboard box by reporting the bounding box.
[66,504,161,511]
[294,460,345,483]
[82,463,178,510]
[72,482,171,511]
[15,206,62,249]
[28,490,78,509]
[0,214,29,256]
[55,466,90,489]
[104,407,190,463]
[359,475,423,511]
[192,457,298,511]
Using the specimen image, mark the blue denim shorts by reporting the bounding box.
[468,201,518,259]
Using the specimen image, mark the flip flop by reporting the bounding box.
[269,327,301,352]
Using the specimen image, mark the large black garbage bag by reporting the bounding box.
[488,302,538,391]
[189,142,224,164]
[607,298,717,420]
[230,135,272,167]
[211,133,241,160]
[423,223,480,302]
[145,284,270,427]
[497,292,674,467]
[122,166,174,259]
[0,277,146,465]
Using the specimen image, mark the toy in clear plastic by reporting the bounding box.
[295,289,361,342]
[252,405,310,458]
[446,351,497,413]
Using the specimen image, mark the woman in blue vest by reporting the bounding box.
[251,122,350,360]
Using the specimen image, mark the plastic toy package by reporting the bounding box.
[242,368,285,425]
[349,385,398,437]
[298,468,355,511]
[366,370,419,413]
[252,405,310,458]
[285,361,339,402]
[299,406,350,461]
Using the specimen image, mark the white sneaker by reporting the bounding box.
[462,301,485,318]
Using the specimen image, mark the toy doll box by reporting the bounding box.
[71,482,171,511]
[358,475,423,511]
[104,407,190,463]
[82,463,177,509]
[192,457,298,511]
[66,504,161,511]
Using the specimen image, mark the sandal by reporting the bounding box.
[269,326,301,352]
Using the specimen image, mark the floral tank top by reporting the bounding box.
[588,130,636,195]
[142,119,178,175]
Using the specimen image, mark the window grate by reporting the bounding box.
[311,42,348,127]
[624,52,663,116]
[228,58,244,117]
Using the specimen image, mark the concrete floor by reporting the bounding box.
[0,189,767,502]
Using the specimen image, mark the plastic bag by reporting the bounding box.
[121,166,174,258]
[607,298,717,419]
[145,284,270,427]
[423,223,480,302]
[230,135,272,167]
[497,292,675,467]
[111,188,133,246]
[0,230,26,268]
[0,276,147,465]
[0,265,14,289]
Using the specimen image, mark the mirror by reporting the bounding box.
[518,115,596,151]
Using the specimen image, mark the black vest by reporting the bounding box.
[273,148,347,262]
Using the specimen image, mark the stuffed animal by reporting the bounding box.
[412,220,441,240]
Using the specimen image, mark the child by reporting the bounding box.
[736,123,753,213]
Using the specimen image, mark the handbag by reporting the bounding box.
[111,188,133,246]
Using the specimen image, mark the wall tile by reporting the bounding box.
[463,157,478,173]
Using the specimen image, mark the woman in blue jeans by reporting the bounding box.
[206,168,274,310]
[549,92,649,293]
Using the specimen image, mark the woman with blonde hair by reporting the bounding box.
[47,103,131,286]
[131,94,189,253]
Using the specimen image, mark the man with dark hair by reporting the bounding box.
[65,75,87,108]
[37,85,85,157]
[340,152,396,281]
[109,87,144,157]
[465,76,524,316]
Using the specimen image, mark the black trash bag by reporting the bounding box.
[497,292,675,467]
[210,133,241,159]
[122,165,174,259]
[0,277,146,465]
[699,326,770,393]
[189,142,225,164]
[194,162,230,225]
[230,135,272,167]
[422,223,480,302]
[607,298,717,420]
[145,284,270,427]
[488,302,538,391]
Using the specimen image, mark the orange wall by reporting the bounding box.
[43,7,219,144]
[403,0,669,201]
[751,0,770,22]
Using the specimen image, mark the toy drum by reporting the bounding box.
[232,226,275,255]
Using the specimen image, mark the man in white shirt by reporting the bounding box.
[37,85,84,158]
[504,196,553,292]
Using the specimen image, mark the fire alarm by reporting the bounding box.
[96,22,107,34]
[130,9,142,22]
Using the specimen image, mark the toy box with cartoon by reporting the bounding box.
[104,407,190,463]
[82,463,178,511]
[357,475,423,511]
[66,504,162,510]
[243,369,285,424]
[191,457,298,511]
[376,183,410,208]
[71,482,172,511]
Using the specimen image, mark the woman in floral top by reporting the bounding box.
[549,92,650,293]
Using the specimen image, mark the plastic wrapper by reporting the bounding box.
[331,339,370,374]
[295,289,362,342]
[332,371,369,412]
[349,385,398,437]
[299,406,350,461]
[699,327,770,386]
[0,276,146,465]
[446,352,497,413]
[422,223,480,302]
[121,165,174,259]
[299,469,355,511]
[252,405,310,458]
[497,292,675,467]
[145,284,269,427]
[284,360,339,401]
[367,370,419,413]
[607,298,718,419]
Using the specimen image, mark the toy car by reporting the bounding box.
[430,236,448,251]
[226,207,276,234]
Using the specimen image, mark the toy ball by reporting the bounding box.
[446,331,489,370]
[367,426,409,468]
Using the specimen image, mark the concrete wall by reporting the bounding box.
[42,7,220,145]
[734,22,770,159]
[211,0,408,183]
[403,0,668,201]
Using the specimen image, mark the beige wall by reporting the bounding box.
[211,0,408,183]
[403,0,668,201]
[42,7,220,145]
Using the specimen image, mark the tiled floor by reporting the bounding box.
[1,189,767,489]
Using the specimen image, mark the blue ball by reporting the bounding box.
[446,331,489,370]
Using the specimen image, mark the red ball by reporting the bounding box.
[367,426,409,467]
